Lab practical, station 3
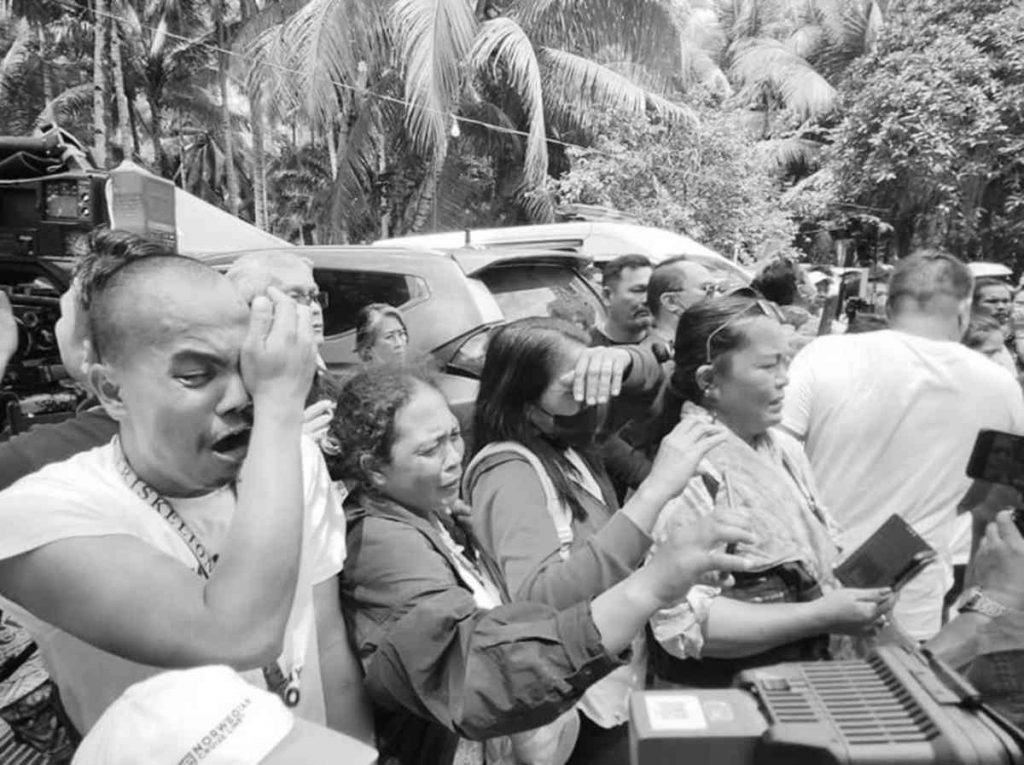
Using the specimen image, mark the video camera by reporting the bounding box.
[0,127,108,433]
[631,645,1024,765]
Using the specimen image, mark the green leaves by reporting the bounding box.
[393,0,476,164]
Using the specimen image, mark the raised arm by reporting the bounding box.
[0,290,316,668]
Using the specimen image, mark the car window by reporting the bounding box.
[474,264,603,333]
[314,268,427,337]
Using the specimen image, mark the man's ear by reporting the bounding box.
[88,362,127,421]
[601,284,613,305]
[359,453,386,489]
[661,292,684,316]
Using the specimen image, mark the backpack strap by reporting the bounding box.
[467,442,574,561]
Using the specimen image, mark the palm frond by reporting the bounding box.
[39,81,92,125]
[244,23,301,124]
[513,0,683,85]
[230,0,310,61]
[786,23,822,61]
[393,0,477,164]
[469,18,546,187]
[274,0,373,129]
[539,46,696,135]
[729,38,836,121]
[0,16,32,101]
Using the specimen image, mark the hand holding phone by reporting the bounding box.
[966,429,1024,492]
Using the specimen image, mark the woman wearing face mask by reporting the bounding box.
[333,365,751,765]
[643,296,897,688]
[464,317,727,765]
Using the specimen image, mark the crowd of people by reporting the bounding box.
[0,231,1021,765]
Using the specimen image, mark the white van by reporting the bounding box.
[376,221,752,284]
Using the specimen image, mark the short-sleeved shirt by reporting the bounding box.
[782,330,1024,640]
[0,437,346,733]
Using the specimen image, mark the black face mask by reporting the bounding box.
[533,404,603,449]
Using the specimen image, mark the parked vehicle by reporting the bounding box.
[376,221,752,285]
[202,245,606,436]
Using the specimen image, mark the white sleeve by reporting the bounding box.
[0,479,128,563]
[648,476,720,659]
[781,339,818,440]
[301,438,347,583]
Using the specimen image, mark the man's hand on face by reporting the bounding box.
[970,510,1024,611]
[241,287,317,411]
[0,290,18,368]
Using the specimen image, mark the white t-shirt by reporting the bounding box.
[0,437,346,734]
[782,330,1024,640]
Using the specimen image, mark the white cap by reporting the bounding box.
[72,666,377,765]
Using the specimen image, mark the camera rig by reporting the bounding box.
[0,128,106,431]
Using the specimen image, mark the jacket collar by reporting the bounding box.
[347,491,512,601]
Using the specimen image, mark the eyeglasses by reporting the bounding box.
[286,289,329,308]
[705,299,785,364]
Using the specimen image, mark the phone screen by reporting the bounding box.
[967,430,1024,491]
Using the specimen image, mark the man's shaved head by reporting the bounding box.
[89,256,244,367]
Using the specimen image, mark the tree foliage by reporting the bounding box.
[549,106,797,260]
[832,0,1024,261]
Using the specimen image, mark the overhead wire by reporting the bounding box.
[51,0,659,159]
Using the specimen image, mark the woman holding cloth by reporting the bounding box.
[643,295,896,687]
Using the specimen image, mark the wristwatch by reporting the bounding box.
[958,587,1010,618]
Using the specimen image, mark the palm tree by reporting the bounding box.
[92,0,108,165]
[241,0,697,237]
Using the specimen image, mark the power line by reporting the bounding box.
[51,0,646,159]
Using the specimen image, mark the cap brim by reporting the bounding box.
[263,718,377,765]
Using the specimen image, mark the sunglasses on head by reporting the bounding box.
[705,299,785,364]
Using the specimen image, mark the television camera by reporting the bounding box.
[0,125,179,433]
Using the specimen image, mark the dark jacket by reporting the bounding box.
[340,494,623,765]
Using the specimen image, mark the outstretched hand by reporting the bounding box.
[646,513,754,607]
[644,419,729,500]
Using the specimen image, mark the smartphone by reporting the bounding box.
[834,514,935,591]
[966,429,1024,492]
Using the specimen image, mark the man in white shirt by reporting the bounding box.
[782,250,1024,641]
[0,256,371,742]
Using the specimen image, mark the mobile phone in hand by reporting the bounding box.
[967,429,1024,492]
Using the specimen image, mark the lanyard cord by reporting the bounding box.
[112,438,302,707]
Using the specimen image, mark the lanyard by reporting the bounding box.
[776,448,828,529]
[112,438,302,707]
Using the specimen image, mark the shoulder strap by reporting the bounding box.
[468,442,574,561]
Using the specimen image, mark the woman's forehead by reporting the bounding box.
[393,385,453,440]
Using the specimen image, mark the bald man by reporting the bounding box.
[0,256,372,744]
[645,259,720,352]
[225,251,338,450]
